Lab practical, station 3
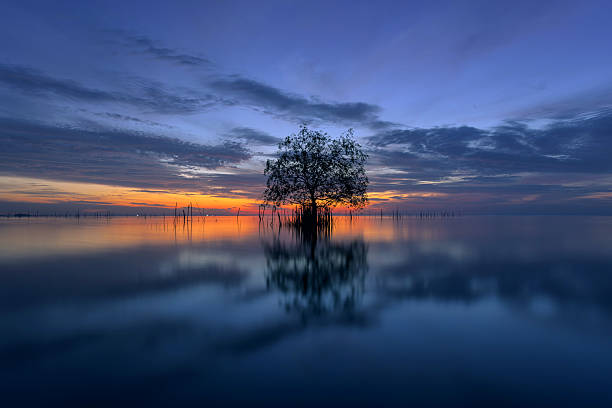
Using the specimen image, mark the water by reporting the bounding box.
[1,215,612,407]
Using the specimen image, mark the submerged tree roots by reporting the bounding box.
[259,204,334,236]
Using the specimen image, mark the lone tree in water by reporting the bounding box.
[264,125,368,220]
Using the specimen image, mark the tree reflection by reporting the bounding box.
[263,224,368,317]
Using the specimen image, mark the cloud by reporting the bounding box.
[0,117,251,190]
[124,35,212,67]
[102,32,397,127]
[510,86,612,120]
[104,33,395,128]
[0,57,395,128]
[90,111,173,128]
[0,63,116,101]
[210,76,387,128]
[368,109,612,177]
[362,109,612,213]
[0,63,219,114]
[225,127,280,145]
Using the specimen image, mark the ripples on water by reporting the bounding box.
[1,215,612,406]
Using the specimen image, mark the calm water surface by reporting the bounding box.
[1,215,612,407]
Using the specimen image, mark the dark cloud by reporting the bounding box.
[125,35,212,67]
[127,78,220,113]
[225,127,280,145]
[511,86,612,120]
[90,111,172,128]
[368,109,612,177]
[0,63,218,114]
[0,117,251,190]
[363,109,612,213]
[0,63,115,101]
[0,61,394,129]
[210,76,387,128]
[101,32,393,127]
[131,189,173,194]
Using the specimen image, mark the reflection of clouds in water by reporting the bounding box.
[0,243,257,313]
[529,296,557,318]
[370,241,476,271]
[417,241,475,261]
[369,238,612,334]
[158,249,263,284]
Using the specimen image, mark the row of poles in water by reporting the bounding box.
[258,205,461,220]
[2,203,461,220]
[2,210,113,218]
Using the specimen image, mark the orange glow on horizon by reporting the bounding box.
[0,176,467,214]
[0,176,259,213]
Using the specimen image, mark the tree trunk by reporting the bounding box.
[310,196,317,221]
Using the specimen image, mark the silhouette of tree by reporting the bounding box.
[264,125,368,218]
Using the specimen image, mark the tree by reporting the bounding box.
[264,125,368,215]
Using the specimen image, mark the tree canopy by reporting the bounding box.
[264,126,368,211]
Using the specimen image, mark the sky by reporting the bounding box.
[1,0,612,214]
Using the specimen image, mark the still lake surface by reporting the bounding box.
[1,215,612,406]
